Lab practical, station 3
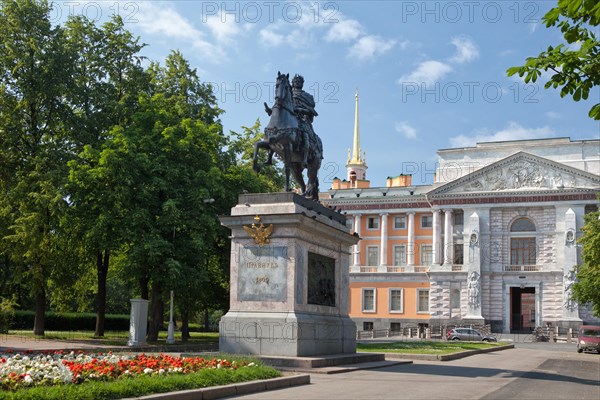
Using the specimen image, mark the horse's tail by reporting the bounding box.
[313,134,324,160]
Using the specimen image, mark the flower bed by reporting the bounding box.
[1,350,256,391]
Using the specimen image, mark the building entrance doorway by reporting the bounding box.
[510,287,536,332]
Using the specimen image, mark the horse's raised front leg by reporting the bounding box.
[252,140,270,173]
[264,149,275,166]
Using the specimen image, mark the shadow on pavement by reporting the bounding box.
[381,360,599,387]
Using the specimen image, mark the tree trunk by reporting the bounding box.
[146,282,163,342]
[181,306,190,341]
[94,250,110,337]
[139,276,149,300]
[204,308,210,331]
[33,289,45,336]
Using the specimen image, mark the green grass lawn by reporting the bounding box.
[0,359,280,400]
[357,340,504,354]
[7,330,219,346]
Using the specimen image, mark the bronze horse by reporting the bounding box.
[252,72,323,200]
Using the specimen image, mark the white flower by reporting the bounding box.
[144,368,153,374]
[23,374,33,385]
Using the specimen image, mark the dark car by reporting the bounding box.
[577,325,600,353]
[447,328,497,342]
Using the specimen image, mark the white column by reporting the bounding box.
[444,209,454,265]
[432,210,441,265]
[407,212,415,266]
[353,214,361,267]
[380,213,388,267]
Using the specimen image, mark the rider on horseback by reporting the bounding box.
[291,74,318,169]
[264,74,318,169]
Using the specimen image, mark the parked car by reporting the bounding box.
[447,328,497,342]
[577,325,600,353]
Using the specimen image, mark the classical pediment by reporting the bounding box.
[430,152,600,195]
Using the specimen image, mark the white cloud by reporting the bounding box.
[398,60,453,85]
[449,122,556,147]
[325,19,363,42]
[136,3,223,59]
[395,121,417,139]
[205,15,243,44]
[348,35,395,61]
[544,111,561,119]
[258,26,285,47]
[450,36,479,64]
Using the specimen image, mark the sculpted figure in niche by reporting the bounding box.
[467,271,480,308]
[563,269,576,311]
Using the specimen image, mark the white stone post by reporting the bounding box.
[407,212,415,267]
[128,298,149,346]
[167,290,175,344]
[379,213,388,270]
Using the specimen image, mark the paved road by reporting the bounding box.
[230,345,600,400]
[2,337,598,399]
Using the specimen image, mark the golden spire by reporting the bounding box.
[349,87,365,165]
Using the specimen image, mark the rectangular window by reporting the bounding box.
[417,289,429,313]
[454,211,464,226]
[393,245,406,266]
[367,246,379,266]
[421,215,432,228]
[510,238,536,265]
[346,218,354,231]
[363,322,374,331]
[389,289,404,313]
[393,216,406,229]
[362,288,376,312]
[420,244,433,266]
[390,322,402,332]
[367,217,379,230]
[453,243,464,265]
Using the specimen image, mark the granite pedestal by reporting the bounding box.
[219,193,359,357]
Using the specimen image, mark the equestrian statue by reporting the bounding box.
[252,72,323,200]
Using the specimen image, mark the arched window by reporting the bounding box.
[510,218,536,232]
[510,218,536,266]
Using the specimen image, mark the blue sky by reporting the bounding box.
[52,1,600,186]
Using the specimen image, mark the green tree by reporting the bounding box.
[572,207,600,316]
[0,0,73,335]
[507,0,600,119]
[118,51,227,341]
[64,14,146,336]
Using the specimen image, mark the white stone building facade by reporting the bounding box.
[324,137,600,333]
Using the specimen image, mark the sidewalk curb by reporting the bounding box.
[380,344,515,361]
[122,374,310,400]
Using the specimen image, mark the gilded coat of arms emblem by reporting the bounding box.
[243,215,273,247]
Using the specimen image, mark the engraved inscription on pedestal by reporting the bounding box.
[238,246,287,302]
[307,252,336,307]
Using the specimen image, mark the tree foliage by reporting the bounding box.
[0,0,284,337]
[507,0,600,119]
[572,208,600,316]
